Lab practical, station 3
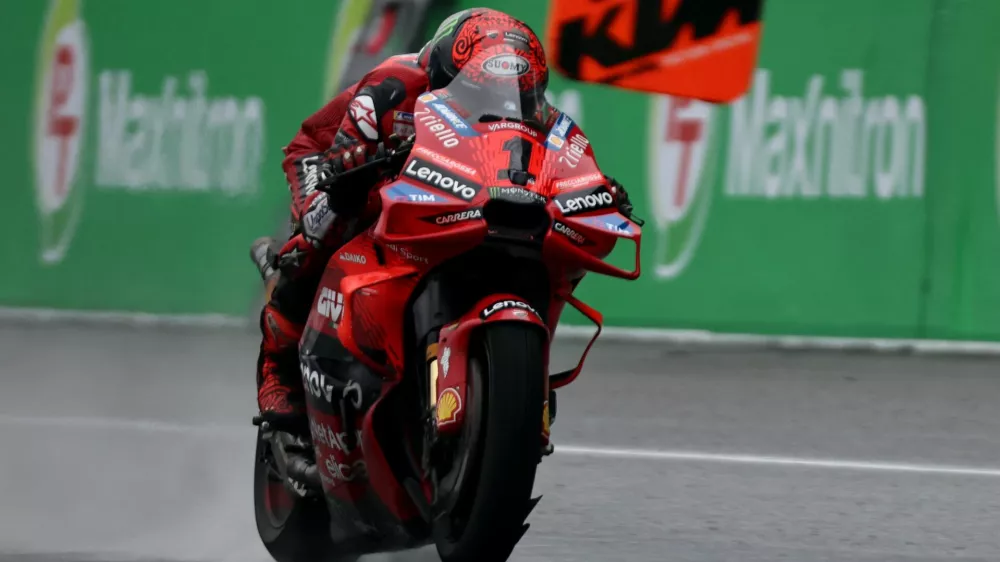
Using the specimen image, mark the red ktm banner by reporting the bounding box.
[545,0,766,102]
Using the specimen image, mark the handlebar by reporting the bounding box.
[312,136,645,227]
[314,138,414,193]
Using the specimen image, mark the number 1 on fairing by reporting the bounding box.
[497,136,534,181]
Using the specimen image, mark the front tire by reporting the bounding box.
[253,429,359,562]
[433,323,547,562]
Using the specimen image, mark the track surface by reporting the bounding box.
[2,323,1000,562]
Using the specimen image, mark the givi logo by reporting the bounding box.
[648,95,719,280]
[33,0,89,265]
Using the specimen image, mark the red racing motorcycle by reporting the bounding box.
[253,61,642,562]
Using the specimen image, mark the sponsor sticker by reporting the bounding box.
[303,194,335,243]
[482,54,531,77]
[325,457,368,482]
[554,171,605,190]
[440,346,451,378]
[553,186,615,216]
[316,287,344,325]
[386,243,429,264]
[488,186,546,204]
[546,113,574,150]
[487,121,539,137]
[302,361,336,402]
[414,106,461,147]
[436,387,462,426]
[414,146,478,176]
[558,133,590,168]
[582,214,637,235]
[393,122,415,138]
[342,380,363,409]
[504,30,531,45]
[387,182,442,203]
[480,299,540,319]
[420,207,484,226]
[554,221,587,245]
[296,154,323,197]
[339,252,367,264]
[310,420,363,454]
[393,110,414,123]
[402,157,482,201]
[348,94,379,140]
[428,101,477,137]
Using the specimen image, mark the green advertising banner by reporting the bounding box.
[5,0,1000,342]
[920,0,1000,340]
[0,0,341,315]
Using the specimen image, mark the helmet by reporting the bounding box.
[418,8,549,118]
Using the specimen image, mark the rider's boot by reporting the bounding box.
[251,236,325,496]
[255,298,319,496]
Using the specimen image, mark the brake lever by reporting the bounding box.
[621,204,645,227]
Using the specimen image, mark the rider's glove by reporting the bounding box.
[604,175,644,226]
[321,142,380,213]
[326,143,370,175]
[301,191,336,247]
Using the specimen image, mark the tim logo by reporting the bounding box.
[317,287,344,324]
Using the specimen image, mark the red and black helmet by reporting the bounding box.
[418,9,549,115]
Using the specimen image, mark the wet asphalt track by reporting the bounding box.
[2,322,1000,562]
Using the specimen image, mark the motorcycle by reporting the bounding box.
[252,58,643,562]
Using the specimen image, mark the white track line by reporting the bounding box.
[556,445,1000,477]
[4,306,1000,355]
[3,414,1000,478]
[0,414,250,436]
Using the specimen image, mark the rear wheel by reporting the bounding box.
[433,323,546,562]
[253,429,359,562]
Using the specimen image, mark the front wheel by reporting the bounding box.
[433,323,547,562]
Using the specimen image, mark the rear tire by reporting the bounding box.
[433,323,547,562]
[253,429,359,562]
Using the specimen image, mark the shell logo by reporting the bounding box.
[436,388,462,426]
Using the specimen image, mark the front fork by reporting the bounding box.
[420,313,557,475]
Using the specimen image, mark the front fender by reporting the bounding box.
[433,294,550,437]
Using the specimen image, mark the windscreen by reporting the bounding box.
[437,42,548,129]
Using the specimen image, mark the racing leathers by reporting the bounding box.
[253,53,635,468]
[257,52,576,420]
[256,53,431,423]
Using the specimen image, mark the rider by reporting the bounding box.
[251,7,634,478]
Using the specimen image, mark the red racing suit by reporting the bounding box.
[257,53,565,415]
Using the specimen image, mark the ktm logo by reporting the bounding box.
[555,0,762,79]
